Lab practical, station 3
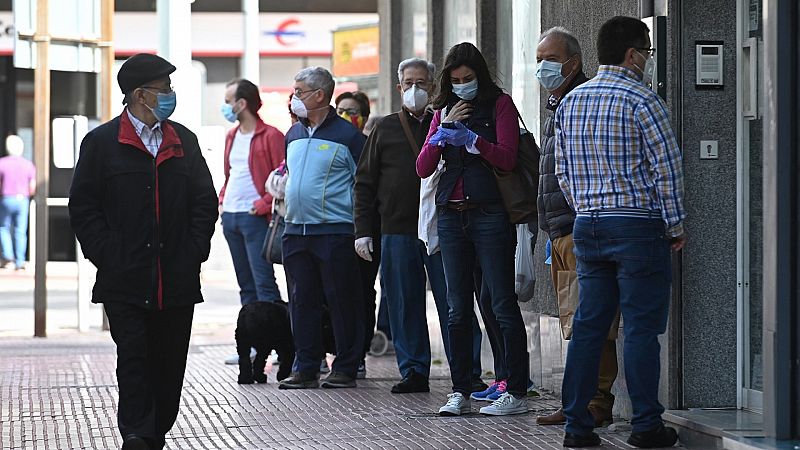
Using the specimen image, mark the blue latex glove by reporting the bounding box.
[442,121,478,147]
[545,239,552,265]
[428,127,449,147]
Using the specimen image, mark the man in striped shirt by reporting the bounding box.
[554,16,685,448]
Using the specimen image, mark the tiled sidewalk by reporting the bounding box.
[0,330,645,450]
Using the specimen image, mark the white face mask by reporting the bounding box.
[290,95,308,118]
[402,85,429,112]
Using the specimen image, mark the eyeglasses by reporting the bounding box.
[140,85,174,94]
[336,107,360,116]
[401,81,430,90]
[293,88,320,98]
[636,47,656,57]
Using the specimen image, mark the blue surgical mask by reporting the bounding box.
[142,89,176,122]
[221,102,239,123]
[536,58,572,91]
[452,79,478,101]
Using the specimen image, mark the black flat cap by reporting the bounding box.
[118,53,176,96]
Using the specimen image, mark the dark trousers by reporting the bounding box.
[105,302,195,449]
[283,234,365,377]
[438,205,528,397]
[474,263,508,381]
[221,212,282,304]
[563,217,671,435]
[376,281,392,339]
[358,237,381,360]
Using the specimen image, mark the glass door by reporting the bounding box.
[737,0,763,412]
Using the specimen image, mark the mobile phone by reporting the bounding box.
[441,121,457,129]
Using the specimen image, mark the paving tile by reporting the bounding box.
[0,333,658,450]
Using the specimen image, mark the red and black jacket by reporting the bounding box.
[68,110,219,310]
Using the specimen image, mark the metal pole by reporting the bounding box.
[33,0,51,338]
[87,0,114,333]
[241,0,260,83]
[157,0,196,129]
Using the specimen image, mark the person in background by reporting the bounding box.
[326,90,382,379]
[279,67,366,390]
[555,16,684,448]
[417,42,529,417]
[69,53,218,450]
[335,91,370,131]
[0,135,35,270]
[218,78,286,365]
[534,26,617,428]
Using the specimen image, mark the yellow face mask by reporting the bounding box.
[339,111,365,130]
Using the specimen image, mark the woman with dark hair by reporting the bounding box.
[331,90,386,379]
[417,42,529,416]
[335,91,371,131]
[219,78,286,363]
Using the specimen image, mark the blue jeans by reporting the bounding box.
[563,216,671,435]
[221,212,282,304]
[474,263,508,380]
[380,234,449,378]
[0,196,29,266]
[438,205,528,396]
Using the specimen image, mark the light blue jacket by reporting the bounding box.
[284,107,366,235]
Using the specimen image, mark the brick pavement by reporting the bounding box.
[0,327,675,450]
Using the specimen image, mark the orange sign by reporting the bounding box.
[332,25,379,77]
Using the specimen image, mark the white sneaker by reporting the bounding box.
[224,348,257,365]
[479,392,528,416]
[438,392,471,416]
[320,358,330,374]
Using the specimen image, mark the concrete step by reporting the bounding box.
[665,409,770,449]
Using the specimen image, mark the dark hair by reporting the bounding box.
[334,91,371,119]
[226,78,262,115]
[596,16,649,65]
[431,42,502,109]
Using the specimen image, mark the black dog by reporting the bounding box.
[235,301,294,384]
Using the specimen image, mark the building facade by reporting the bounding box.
[376,0,799,445]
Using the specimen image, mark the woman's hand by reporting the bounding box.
[442,100,473,124]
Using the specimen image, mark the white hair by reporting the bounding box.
[397,58,436,83]
[539,26,583,57]
[5,135,23,156]
[294,66,335,100]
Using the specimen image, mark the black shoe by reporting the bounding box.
[471,375,489,393]
[391,369,430,393]
[563,431,601,448]
[320,371,356,388]
[121,435,151,450]
[627,425,678,448]
[278,372,319,389]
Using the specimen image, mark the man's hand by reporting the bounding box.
[354,237,373,261]
[671,233,687,251]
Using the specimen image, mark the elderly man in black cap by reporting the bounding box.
[69,53,218,450]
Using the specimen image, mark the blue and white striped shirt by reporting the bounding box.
[554,65,685,237]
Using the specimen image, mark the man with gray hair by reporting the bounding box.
[279,66,367,390]
[534,27,617,427]
[0,135,35,270]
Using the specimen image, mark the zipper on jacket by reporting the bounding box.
[151,157,163,310]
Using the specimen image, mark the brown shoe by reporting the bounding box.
[588,405,613,427]
[536,407,566,425]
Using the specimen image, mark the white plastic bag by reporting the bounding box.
[515,224,536,302]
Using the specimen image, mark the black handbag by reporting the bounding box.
[261,211,285,264]
[493,113,540,224]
